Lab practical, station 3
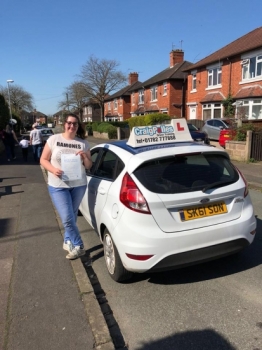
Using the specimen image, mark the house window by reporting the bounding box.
[192,72,197,90]
[208,67,221,87]
[202,103,222,120]
[119,98,122,106]
[163,82,167,96]
[138,89,144,104]
[87,106,92,114]
[236,99,262,119]
[242,53,262,80]
[132,93,135,105]
[108,102,111,110]
[150,85,158,101]
[114,99,118,109]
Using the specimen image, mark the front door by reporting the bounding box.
[189,105,197,120]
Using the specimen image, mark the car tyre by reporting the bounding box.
[103,229,133,282]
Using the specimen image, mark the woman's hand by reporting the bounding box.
[76,150,90,161]
[76,150,92,169]
[52,167,63,177]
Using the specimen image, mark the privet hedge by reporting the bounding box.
[127,113,172,129]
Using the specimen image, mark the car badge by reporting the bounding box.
[200,198,210,204]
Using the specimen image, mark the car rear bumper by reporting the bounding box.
[148,238,249,272]
[112,209,256,273]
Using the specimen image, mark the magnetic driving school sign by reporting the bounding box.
[127,118,193,147]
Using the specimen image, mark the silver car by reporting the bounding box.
[40,128,54,144]
[201,118,236,141]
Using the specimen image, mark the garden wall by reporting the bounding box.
[225,131,252,162]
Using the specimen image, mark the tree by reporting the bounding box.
[222,94,235,118]
[58,81,89,121]
[0,94,10,129]
[78,56,127,121]
[0,84,34,115]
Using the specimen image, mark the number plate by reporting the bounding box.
[180,201,227,221]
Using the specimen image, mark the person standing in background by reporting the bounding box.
[30,124,43,163]
[19,136,30,161]
[2,124,19,161]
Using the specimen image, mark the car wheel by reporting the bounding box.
[103,229,133,282]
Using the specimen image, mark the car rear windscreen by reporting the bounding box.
[133,153,239,194]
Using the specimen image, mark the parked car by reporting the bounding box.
[187,123,210,144]
[201,118,237,141]
[40,128,54,143]
[79,119,256,282]
[219,129,237,148]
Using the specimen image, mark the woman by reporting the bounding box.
[40,114,92,260]
[2,124,19,161]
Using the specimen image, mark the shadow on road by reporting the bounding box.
[135,328,236,350]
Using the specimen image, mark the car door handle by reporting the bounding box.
[98,187,106,195]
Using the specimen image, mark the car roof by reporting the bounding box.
[41,128,53,131]
[94,140,227,162]
[109,139,206,155]
[205,118,236,122]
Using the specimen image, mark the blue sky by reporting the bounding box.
[1,0,262,116]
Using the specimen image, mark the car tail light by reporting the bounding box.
[120,173,151,214]
[233,165,249,197]
[126,253,154,260]
[221,130,230,137]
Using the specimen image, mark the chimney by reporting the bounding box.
[170,50,184,67]
[128,72,138,85]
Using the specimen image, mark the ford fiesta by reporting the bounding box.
[79,119,256,282]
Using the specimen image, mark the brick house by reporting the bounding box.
[53,110,67,125]
[21,109,47,126]
[184,26,262,121]
[129,50,192,118]
[104,73,142,121]
[82,100,101,122]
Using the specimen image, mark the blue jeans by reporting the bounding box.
[48,185,87,247]
[32,143,42,162]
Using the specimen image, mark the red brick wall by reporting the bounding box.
[129,80,187,118]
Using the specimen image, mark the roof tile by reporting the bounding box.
[234,85,262,99]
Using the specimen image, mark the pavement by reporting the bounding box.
[0,137,262,350]
[0,142,115,350]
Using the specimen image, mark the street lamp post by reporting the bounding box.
[7,79,14,123]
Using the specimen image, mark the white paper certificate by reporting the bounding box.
[61,154,82,181]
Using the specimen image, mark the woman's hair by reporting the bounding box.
[64,113,86,140]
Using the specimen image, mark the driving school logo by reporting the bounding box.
[134,125,174,136]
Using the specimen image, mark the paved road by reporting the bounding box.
[78,188,262,350]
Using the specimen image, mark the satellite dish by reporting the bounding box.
[9,119,17,125]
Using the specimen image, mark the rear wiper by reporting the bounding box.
[202,180,235,193]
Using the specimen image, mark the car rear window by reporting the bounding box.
[133,153,239,194]
[41,130,53,135]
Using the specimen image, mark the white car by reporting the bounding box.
[79,119,256,282]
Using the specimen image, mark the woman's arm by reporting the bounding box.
[12,131,19,143]
[40,143,63,177]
